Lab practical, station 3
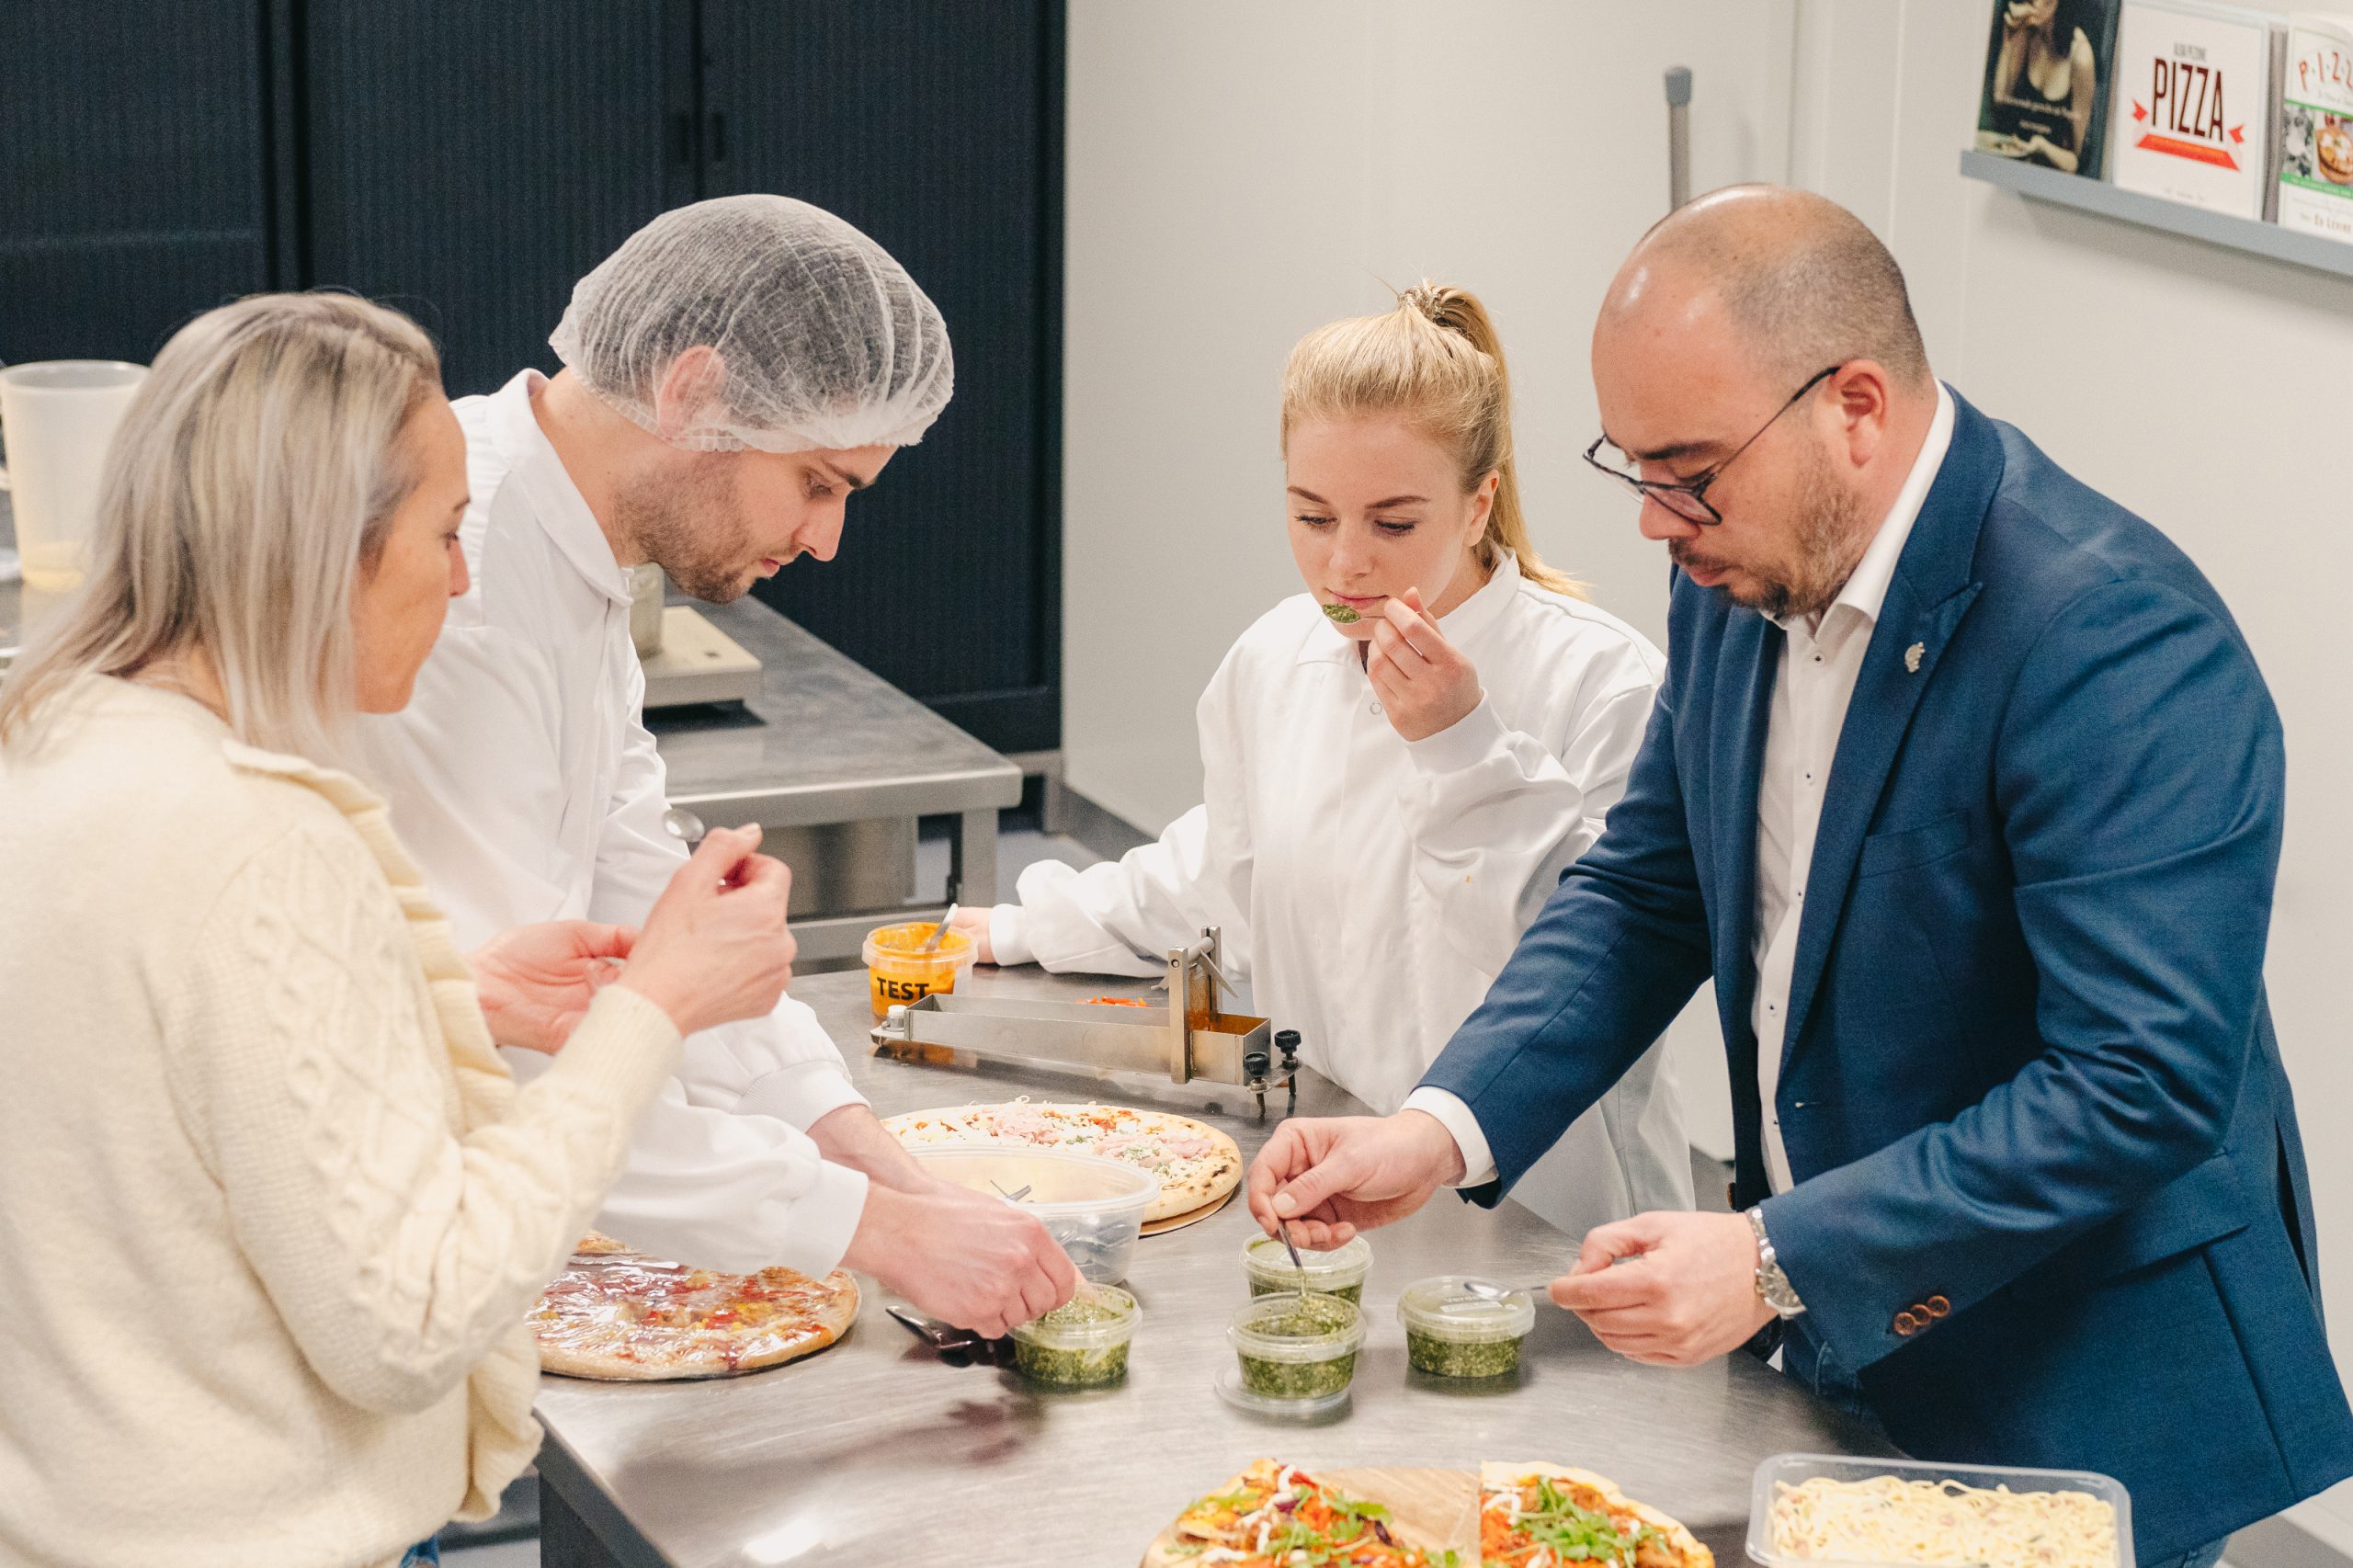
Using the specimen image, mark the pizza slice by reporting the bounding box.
[1478,1461,1712,1568]
[1152,1459,1458,1568]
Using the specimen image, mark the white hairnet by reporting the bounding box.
[549,195,953,453]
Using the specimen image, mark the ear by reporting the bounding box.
[1467,471,1500,540]
[1826,360,1894,470]
[651,346,728,443]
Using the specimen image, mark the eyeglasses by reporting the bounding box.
[1582,364,1842,526]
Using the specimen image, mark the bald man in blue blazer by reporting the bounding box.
[1247,187,2353,1568]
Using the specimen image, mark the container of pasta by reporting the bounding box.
[1241,1232,1372,1304]
[912,1147,1156,1284]
[1749,1453,2132,1568]
[862,920,976,1016]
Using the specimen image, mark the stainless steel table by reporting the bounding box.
[642,596,1022,968]
[533,966,1888,1568]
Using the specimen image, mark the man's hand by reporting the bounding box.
[1552,1210,1776,1367]
[470,921,636,1053]
[949,904,995,964]
[1245,1111,1465,1250]
[1367,587,1483,744]
[844,1183,1078,1339]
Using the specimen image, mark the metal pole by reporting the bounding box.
[1665,65,1693,211]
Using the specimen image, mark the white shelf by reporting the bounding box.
[1958,147,2353,282]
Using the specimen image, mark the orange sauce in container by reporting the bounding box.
[863,921,978,1017]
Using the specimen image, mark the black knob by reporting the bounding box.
[1275,1028,1301,1066]
[1243,1048,1270,1078]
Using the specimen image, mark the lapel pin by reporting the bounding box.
[1904,642,1925,674]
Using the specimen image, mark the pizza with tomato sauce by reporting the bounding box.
[529,1233,859,1381]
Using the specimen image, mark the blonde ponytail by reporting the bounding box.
[1280,280,1585,599]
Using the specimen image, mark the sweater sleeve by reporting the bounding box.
[163,814,683,1416]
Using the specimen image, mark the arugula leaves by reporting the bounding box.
[1512,1478,1653,1568]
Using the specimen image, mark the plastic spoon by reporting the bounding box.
[921,903,960,952]
[660,806,707,850]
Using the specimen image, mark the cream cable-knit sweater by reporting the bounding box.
[0,677,684,1568]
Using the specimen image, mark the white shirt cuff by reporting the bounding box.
[738,1060,869,1131]
[988,903,1034,968]
[1401,1086,1499,1187]
[770,1159,870,1277]
[1402,693,1506,776]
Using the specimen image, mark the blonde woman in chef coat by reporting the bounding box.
[960,284,1692,1233]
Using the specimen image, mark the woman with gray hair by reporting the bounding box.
[0,292,802,1567]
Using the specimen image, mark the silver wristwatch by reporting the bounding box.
[1745,1206,1807,1318]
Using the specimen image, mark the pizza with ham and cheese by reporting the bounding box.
[881,1100,1241,1223]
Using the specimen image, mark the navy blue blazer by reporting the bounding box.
[1420,390,2353,1560]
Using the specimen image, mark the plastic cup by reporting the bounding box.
[1226,1291,1364,1404]
[1398,1276,1536,1379]
[863,920,976,1016]
[1008,1284,1139,1390]
[0,361,147,593]
[1242,1232,1372,1304]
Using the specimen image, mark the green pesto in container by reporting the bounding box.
[1397,1276,1535,1381]
[1009,1287,1137,1390]
[1228,1291,1364,1401]
[1241,1232,1371,1305]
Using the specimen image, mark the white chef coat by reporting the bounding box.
[1414,384,1956,1198]
[992,554,1694,1233]
[347,369,870,1276]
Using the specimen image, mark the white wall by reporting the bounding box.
[1063,0,1807,1164]
[1797,0,2353,1540]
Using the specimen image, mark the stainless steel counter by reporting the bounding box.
[533,965,1889,1568]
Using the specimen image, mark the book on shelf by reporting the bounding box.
[2109,2,2286,221]
[2279,12,2353,241]
[1978,0,2128,178]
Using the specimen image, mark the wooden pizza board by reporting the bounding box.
[1139,1182,1235,1235]
[1140,1466,1477,1567]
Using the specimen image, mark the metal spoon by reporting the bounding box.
[1278,1220,1312,1304]
[661,805,707,850]
[988,1181,1032,1203]
[921,903,960,952]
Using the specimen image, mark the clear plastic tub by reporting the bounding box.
[911,1147,1156,1284]
[1224,1291,1365,1411]
[1749,1453,2133,1568]
[1241,1232,1372,1303]
[863,920,976,1016]
[1396,1276,1535,1379]
[1008,1284,1138,1389]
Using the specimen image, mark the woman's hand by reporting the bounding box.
[619,825,799,1038]
[949,904,995,963]
[1367,586,1483,743]
[472,921,637,1053]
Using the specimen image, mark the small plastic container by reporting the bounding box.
[1397,1276,1536,1379]
[1241,1232,1372,1304]
[863,921,977,1017]
[1222,1292,1364,1415]
[1748,1453,2133,1568]
[912,1147,1157,1284]
[1008,1284,1138,1390]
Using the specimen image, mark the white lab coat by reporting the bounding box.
[992,555,1693,1233]
[347,370,869,1276]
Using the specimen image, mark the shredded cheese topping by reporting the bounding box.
[1769,1475,2117,1568]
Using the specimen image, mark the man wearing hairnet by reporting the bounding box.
[353,196,1077,1336]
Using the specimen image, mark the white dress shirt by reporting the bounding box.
[995,555,1694,1235]
[347,370,870,1276]
[1411,384,1955,1197]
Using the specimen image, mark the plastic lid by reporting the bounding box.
[1226,1292,1366,1362]
[1241,1232,1372,1287]
[1010,1285,1138,1350]
[1397,1277,1536,1342]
